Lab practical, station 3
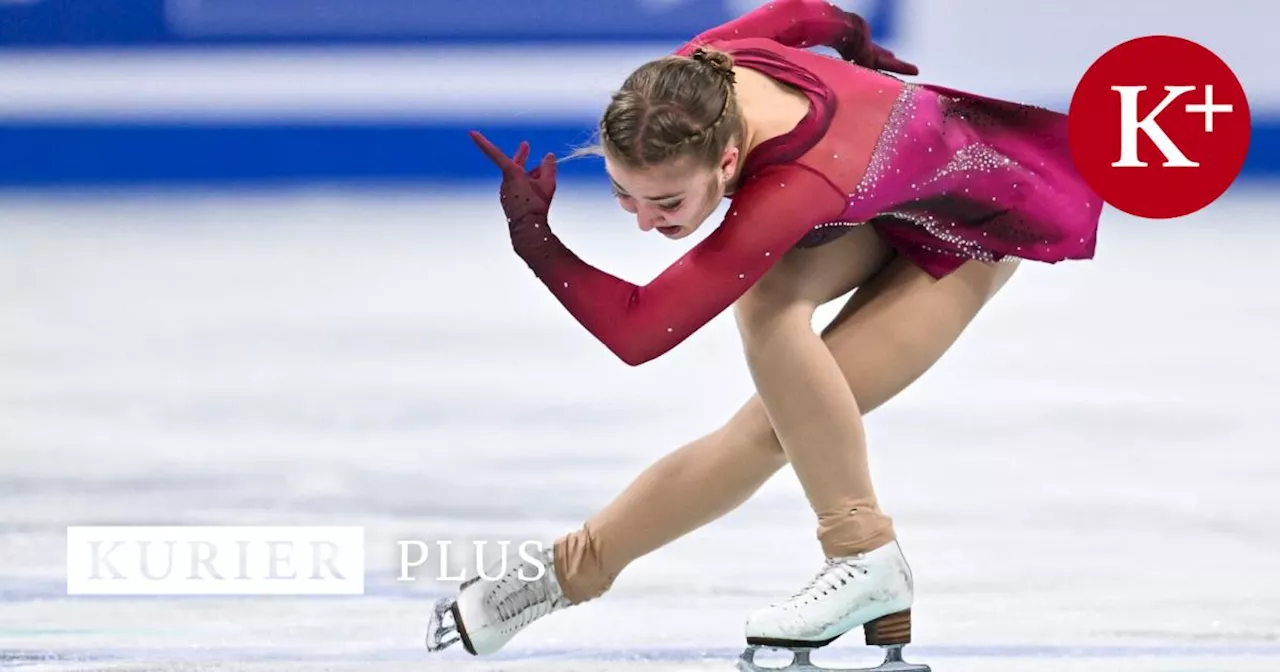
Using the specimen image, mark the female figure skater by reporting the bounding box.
[426,1,1101,670]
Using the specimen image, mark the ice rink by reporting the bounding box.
[2,185,1279,671]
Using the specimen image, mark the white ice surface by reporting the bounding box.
[1,184,1278,671]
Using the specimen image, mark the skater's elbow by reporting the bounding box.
[613,345,656,367]
[595,320,687,365]
[603,338,663,367]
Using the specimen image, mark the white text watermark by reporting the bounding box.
[397,540,548,582]
[66,526,364,595]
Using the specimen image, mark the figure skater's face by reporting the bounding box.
[606,146,740,240]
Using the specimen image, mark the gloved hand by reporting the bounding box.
[835,10,918,76]
[469,130,559,228]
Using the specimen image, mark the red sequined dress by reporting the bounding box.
[506,0,1103,366]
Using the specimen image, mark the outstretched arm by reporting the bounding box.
[509,164,847,366]
[677,0,916,75]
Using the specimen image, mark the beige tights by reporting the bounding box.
[554,236,1018,605]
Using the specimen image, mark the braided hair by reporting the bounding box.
[569,46,743,170]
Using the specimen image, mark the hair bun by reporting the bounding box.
[692,46,736,84]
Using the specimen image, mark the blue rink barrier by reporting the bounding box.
[0,122,608,186]
[0,0,899,47]
[0,118,1276,187]
[3,1,1270,187]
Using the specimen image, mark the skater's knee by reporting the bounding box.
[734,265,819,339]
[734,291,815,339]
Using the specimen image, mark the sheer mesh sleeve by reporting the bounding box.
[676,0,866,54]
[509,163,846,366]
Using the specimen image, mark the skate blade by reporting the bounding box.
[424,596,460,652]
[737,644,930,672]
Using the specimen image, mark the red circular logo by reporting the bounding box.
[1068,35,1250,219]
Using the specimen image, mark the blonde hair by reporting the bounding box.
[568,46,743,170]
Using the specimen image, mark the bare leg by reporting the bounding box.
[555,229,1017,603]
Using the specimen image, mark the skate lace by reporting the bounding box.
[493,574,561,628]
[785,557,867,606]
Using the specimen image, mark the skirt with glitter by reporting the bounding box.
[798,83,1104,279]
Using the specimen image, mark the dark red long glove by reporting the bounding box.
[469,130,558,235]
[833,9,918,76]
[681,0,919,77]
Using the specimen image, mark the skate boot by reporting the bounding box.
[737,540,929,672]
[424,543,570,655]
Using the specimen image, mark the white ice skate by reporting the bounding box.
[737,540,929,672]
[424,544,569,655]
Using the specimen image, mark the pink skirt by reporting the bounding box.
[798,83,1104,279]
